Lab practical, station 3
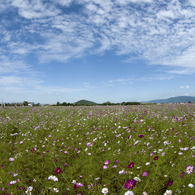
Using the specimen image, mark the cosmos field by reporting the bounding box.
[0,104,195,195]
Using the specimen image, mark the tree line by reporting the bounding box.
[55,101,142,106]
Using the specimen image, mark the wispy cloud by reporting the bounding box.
[0,57,44,94]
[1,0,195,92]
[0,59,31,74]
[11,0,61,19]
[0,75,23,85]
[108,78,132,83]
[179,85,190,89]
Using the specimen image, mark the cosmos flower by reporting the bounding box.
[101,188,108,194]
[55,167,62,174]
[186,165,194,174]
[142,171,148,177]
[128,162,134,168]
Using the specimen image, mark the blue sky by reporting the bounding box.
[0,0,195,104]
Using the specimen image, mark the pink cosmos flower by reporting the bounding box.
[104,160,109,164]
[142,171,148,177]
[186,165,194,174]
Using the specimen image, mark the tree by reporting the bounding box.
[56,101,60,106]
[23,101,28,106]
[61,102,67,106]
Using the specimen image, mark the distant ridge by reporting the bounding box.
[74,99,97,105]
[142,96,195,104]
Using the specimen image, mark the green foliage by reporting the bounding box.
[75,99,97,105]
[61,102,67,106]
[23,101,28,106]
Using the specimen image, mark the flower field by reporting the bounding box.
[0,104,195,194]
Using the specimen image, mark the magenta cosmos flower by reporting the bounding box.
[180,171,185,178]
[154,156,159,161]
[124,179,137,190]
[128,162,134,168]
[138,134,144,138]
[55,167,62,174]
[168,181,173,186]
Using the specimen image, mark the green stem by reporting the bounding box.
[52,159,57,168]
[37,176,44,185]
[61,173,68,183]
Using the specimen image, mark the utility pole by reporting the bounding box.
[2,99,4,109]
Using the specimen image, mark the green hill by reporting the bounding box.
[74,99,97,105]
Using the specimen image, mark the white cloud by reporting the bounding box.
[0,75,43,87]
[180,86,184,88]
[54,0,74,7]
[188,0,195,7]
[115,0,153,5]
[0,75,23,85]
[157,10,175,19]
[12,0,60,19]
[108,78,132,83]
[0,60,30,74]
[186,85,189,88]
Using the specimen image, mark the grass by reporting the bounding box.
[0,104,195,194]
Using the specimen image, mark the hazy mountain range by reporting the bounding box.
[74,96,195,105]
[142,96,195,104]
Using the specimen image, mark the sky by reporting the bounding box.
[0,0,195,104]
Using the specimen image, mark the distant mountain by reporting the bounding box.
[142,96,195,104]
[74,99,97,105]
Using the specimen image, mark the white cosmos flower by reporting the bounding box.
[184,147,189,151]
[48,175,58,182]
[53,188,59,192]
[9,157,14,162]
[124,191,134,195]
[134,177,141,181]
[101,187,108,194]
[164,190,172,195]
[188,183,194,188]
